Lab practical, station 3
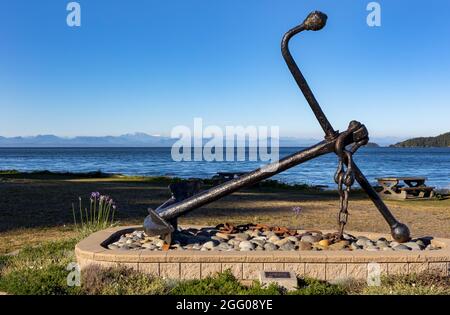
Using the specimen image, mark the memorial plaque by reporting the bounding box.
[259,271,297,291]
[264,271,291,279]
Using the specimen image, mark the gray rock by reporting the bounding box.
[287,236,298,242]
[134,231,145,239]
[404,242,421,251]
[202,241,216,250]
[415,239,425,249]
[239,241,255,250]
[356,237,369,247]
[217,243,232,251]
[274,238,292,247]
[280,242,296,251]
[108,244,119,250]
[264,243,278,251]
[301,235,321,243]
[393,244,411,251]
[350,243,362,250]
[253,236,268,241]
[192,244,202,250]
[142,243,156,250]
[342,233,356,241]
[250,239,266,247]
[376,240,389,247]
[234,233,250,241]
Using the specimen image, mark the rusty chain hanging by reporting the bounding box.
[334,121,368,239]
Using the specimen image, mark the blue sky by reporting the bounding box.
[1,0,449,139]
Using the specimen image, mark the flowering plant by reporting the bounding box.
[72,192,117,233]
[292,206,302,216]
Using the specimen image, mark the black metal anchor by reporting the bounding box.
[144,11,411,244]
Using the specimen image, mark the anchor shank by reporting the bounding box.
[158,139,335,221]
[281,18,337,140]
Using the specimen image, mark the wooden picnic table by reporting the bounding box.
[376,177,435,200]
[214,172,247,182]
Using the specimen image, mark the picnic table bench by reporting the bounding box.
[212,172,247,183]
[376,177,435,200]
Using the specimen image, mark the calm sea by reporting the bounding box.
[0,147,449,189]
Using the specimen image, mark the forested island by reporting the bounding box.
[390,132,450,148]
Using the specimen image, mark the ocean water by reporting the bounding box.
[0,147,449,189]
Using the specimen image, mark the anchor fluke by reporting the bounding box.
[144,208,174,242]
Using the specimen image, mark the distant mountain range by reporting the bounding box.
[390,132,450,148]
[0,133,394,147]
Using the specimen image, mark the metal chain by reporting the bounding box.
[334,150,354,239]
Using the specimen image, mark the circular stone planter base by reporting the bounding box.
[75,226,450,282]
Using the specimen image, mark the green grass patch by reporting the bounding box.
[170,270,283,295]
[170,270,345,295]
[362,273,450,295]
[0,238,81,295]
[81,265,169,295]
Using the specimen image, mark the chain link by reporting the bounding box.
[334,150,354,239]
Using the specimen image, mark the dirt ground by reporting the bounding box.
[0,174,449,254]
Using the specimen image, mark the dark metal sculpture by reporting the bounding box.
[144,11,411,244]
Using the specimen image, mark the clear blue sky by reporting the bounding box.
[1,0,449,139]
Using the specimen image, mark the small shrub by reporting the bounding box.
[362,272,450,295]
[0,239,79,295]
[81,265,168,295]
[170,270,284,295]
[0,264,81,295]
[290,278,347,295]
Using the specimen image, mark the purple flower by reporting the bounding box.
[91,192,100,199]
[292,206,302,216]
